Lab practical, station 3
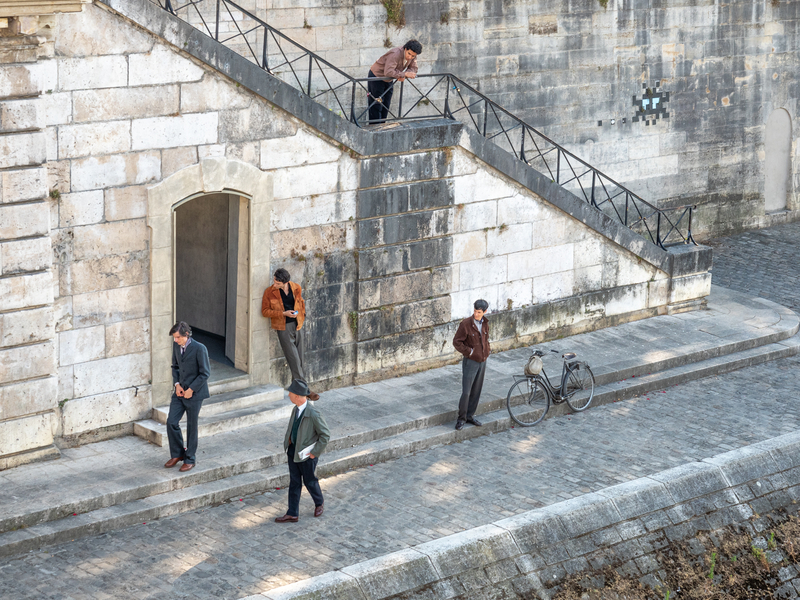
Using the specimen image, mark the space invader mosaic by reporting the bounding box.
[597,82,670,127]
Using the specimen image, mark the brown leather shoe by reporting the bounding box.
[179,463,195,472]
[314,504,324,517]
[275,514,299,523]
[164,457,181,468]
[309,392,320,401]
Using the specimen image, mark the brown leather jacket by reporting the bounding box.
[453,316,490,363]
[261,281,306,331]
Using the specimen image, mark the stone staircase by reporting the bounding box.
[133,382,287,446]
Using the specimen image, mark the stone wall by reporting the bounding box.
[205,0,800,239]
[246,431,800,600]
[0,0,711,467]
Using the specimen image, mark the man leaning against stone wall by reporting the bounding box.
[261,269,320,400]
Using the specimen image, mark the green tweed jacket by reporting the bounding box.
[283,402,330,462]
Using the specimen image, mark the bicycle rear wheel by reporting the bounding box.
[565,363,595,412]
[507,377,550,426]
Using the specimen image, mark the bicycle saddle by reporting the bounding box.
[562,352,577,361]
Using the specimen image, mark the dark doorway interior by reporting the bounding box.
[175,194,245,381]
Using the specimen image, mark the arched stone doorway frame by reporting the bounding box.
[765,107,795,213]
[147,158,273,405]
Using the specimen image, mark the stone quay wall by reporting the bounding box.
[249,431,800,600]
[202,0,800,239]
[0,0,709,468]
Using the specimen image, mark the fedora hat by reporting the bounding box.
[287,379,310,397]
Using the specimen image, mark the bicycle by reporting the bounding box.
[506,349,596,427]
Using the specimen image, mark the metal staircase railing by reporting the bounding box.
[154,0,696,249]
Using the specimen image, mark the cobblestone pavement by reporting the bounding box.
[2,223,799,600]
[707,220,800,312]
[2,354,799,599]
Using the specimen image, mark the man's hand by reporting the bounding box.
[309,454,315,459]
[282,310,296,317]
[175,384,185,397]
[406,72,416,79]
[183,387,194,399]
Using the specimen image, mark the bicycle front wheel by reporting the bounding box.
[507,377,550,426]
[565,363,595,412]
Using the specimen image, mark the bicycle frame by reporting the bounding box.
[518,360,577,402]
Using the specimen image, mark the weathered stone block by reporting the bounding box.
[454,200,498,233]
[499,278,533,310]
[360,151,450,188]
[104,186,147,222]
[73,85,180,122]
[128,45,204,86]
[180,74,252,113]
[340,548,439,600]
[0,98,42,132]
[0,236,51,275]
[161,147,198,178]
[59,325,105,366]
[0,272,53,312]
[72,219,147,261]
[55,3,154,57]
[601,282,647,317]
[61,385,152,436]
[1,167,47,204]
[271,191,356,231]
[416,524,520,579]
[262,570,366,600]
[753,432,800,472]
[359,237,452,278]
[703,446,780,487]
[0,64,42,97]
[0,131,46,170]
[59,190,104,227]
[261,128,342,169]
[72,351,150,398]
[131,113,218,150]
[0,306,53,348]
[58,55,128,91]
[72,284,149,328]
[67,253,148,295]
[272,161,341,200]
[459,256,508,290]
[70,152,161,191]
[548,492,622,538]
[488,222,532,256]
[497,507,571,554]
[650,462,729,504]
[0,376,57,421]
[597,477,675,521]
[0,340,55,383]
[453,169,519,206]
[508,245,574,281]
[0,412,54,456]
[670,272,711,304]
[58,121,132,159]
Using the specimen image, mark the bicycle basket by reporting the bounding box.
[524,355,543,376]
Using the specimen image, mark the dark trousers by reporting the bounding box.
[286,443,324,517]
[367,70,394,124]
[166,394,203,464]
[276,321,306,383]
[458,357,486,422]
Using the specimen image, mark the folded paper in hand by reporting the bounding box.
[298,443,316,460]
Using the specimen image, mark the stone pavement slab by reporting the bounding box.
[0,285,796,540]
[2,350,800,599]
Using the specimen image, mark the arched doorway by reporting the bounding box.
[174,193,249,378]
[765,108,792,212]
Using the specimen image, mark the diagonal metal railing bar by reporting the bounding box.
[151,0,697,249]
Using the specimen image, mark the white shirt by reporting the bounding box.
[295,401,308,419]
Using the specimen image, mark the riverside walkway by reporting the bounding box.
[1,223,800,599]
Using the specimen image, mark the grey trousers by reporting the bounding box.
[458,357,486,422]
[277,321,307,383]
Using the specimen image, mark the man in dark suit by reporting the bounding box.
[165,321,211,472]
[275,379,330,522]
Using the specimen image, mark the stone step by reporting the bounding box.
[2,333,797,557]
[208,374,252,396]
[134,397,292,447]
[150,384,285,424]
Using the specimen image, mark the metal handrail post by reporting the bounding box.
[482,99,488,137]
[397,80,404,118]
[590,171,596,207]
[261,27,267,70]
[656,212,662,248]
[444,76,451,118]
[519,127,526,163]
[350,82,358,125]
[556,149,560,184]
[307,54,313,95]
[215,0,220,40]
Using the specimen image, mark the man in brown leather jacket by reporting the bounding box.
[261,268,319,400]
[452,299,490,430]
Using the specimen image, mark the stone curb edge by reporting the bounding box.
[246,430,800,600]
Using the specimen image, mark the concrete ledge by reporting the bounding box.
[260,571,366,600]
[259,429,800,599]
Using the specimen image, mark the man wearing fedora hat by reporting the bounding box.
[275,379,331,522]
